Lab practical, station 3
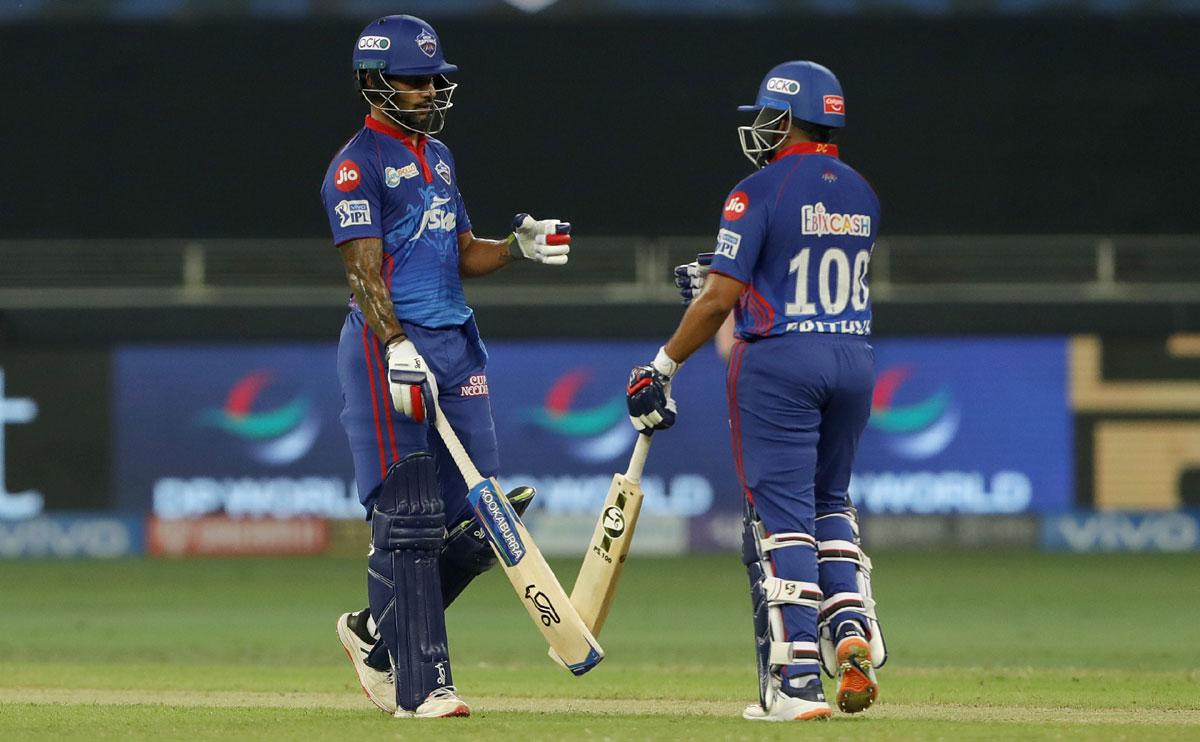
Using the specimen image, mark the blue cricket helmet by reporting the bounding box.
[737,61,844,169]
[738,60,844,128]
[354,15,458,135]
[353,15,458,76]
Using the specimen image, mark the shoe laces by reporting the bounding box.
[426,686,459,701]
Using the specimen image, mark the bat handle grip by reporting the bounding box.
[624,433,652,482]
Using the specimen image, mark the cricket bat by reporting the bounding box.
[562,433,652,641]
[431,400,604,676]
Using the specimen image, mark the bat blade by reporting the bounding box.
[551,434,652,669]
[436,406,604,675]
[571,470,646,635]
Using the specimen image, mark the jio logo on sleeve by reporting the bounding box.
[334,160,361,193]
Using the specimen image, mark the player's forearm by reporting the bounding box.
[459,237,516,277]
[664,291,732,365]
[346,267,405,344]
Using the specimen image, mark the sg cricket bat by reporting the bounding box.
[564,433,652,640]
[431,400,604,676]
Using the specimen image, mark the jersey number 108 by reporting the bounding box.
[784,246,871,317]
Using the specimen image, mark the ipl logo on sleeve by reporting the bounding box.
[335,200,372,228]
[715,228,742,260]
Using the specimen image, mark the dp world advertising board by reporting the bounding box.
[112,338,1072,531]
[114,345,361,520]
[851,337,1072,514]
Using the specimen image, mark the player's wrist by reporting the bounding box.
[506,233,526,260]
[652,346,681,379]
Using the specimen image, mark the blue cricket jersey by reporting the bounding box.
[709,142,880,340]
[320,116,473,328]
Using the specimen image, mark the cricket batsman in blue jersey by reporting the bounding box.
[320,15,571,719]
[628,61,888,721]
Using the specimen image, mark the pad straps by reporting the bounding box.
[768,640,821,667]
[763,576,822,609]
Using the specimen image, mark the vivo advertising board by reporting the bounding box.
[851,337,1072,515]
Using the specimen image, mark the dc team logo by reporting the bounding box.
[335,200,371,228]
[823,95,845,116]
[723,191,749,221]
[435,158,452,185]
[415,29,438,58]
[334,160,361,192]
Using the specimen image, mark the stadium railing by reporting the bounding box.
[0,235,1196,309]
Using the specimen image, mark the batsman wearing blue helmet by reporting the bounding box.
[628,61,887,721]
[321,15,572,719]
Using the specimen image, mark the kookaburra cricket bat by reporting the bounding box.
[431,400,604,676]
[561,433,652,643]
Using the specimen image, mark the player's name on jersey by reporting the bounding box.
[786,319,872,335]
[801,202,872,238]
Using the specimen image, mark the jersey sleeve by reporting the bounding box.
[320,146,383,245]
[454,186,472,236]
[708,176,770,285]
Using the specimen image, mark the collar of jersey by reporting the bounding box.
[363,115,434,182]
[773,142,839,161]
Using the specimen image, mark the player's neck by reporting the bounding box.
[368,110,423,146]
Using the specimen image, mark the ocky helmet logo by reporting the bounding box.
[766,77,801,95]
[357,35,391,50]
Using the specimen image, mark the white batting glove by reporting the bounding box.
[508,213,571,265]
[386,338,438,424]
[673,252,714,305]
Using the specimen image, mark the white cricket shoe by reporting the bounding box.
[335,612,396,714]
[396,686,470,718]
[743,679,832,721]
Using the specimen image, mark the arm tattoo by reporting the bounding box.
[339,238,405,344]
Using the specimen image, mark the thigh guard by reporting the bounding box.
[368,452,451,712]
[815,507,888,676]
[741,504,823,711]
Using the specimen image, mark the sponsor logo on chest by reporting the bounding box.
[410,193,457,241]
[385,163,419,187]
[801,202,871,238]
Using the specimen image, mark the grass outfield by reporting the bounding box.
[1,551,1197,739]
